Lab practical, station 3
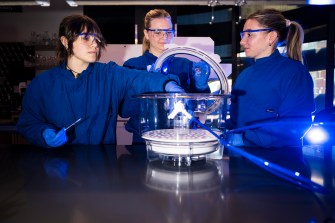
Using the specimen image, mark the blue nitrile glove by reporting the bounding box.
[165,81,185,93]
[42,128,68,147]
[192,61,210,91]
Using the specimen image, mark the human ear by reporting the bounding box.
[144,29,149,40]
[60,36,68,49]
[268,31,278,46]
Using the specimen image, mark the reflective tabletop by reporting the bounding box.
[0,144,334,223]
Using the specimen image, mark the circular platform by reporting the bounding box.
[142,129,219,156]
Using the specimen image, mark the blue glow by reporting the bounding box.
[306,0,335,4]
[305,126,329,144]
[308,218,318,223]
[189,117,329,194]
[44,158,69,180]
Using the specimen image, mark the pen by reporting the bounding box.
[65,118,82,131]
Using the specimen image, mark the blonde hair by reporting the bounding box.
[247,9,304,63]
[142,9,172,54]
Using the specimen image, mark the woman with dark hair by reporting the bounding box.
[228,9,315,148]
[16,14,182,148]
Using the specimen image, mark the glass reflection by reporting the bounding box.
[145,159,226,222]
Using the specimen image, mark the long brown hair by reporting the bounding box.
[247,9,304,63]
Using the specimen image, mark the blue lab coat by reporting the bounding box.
[229,50,315,147]
[16,62,174,147]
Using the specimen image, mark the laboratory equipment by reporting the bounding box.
[138,46,230,166]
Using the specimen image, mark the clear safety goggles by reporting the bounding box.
[146,28,175,39]
[78,32,101,46]
[240,28,273,39]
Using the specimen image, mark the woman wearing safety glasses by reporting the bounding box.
[122,9,211,144]
[16,14,183,148]
[227,9,315,148]
[124,8,210,92]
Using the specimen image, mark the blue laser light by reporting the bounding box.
[304,125,330,144]
[188,116,329,194]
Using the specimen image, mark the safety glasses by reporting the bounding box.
[77,32,101,46]
[240,28,273,39]
[146,28,175,39]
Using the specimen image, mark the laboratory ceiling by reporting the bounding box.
[62,0,307,6]
[0,0,307,7]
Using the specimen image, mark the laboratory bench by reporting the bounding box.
[0,144,334,223]
[0,116,132,145]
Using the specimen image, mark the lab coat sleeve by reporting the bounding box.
[123,57,145,70]
[113,65,181,118]
[16,80,57,148]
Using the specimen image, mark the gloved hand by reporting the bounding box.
[42,128,68,148]
[165,81,185,93]
[192,61,210,91]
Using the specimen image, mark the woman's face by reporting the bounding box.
[240,19,277,60]
[144,17,174,57]
[67,29,100,65]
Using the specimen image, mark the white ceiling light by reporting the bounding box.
[0,0,48,6]
[66,0,78,6]
[35,0,50,6]
[306,0,335,4]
